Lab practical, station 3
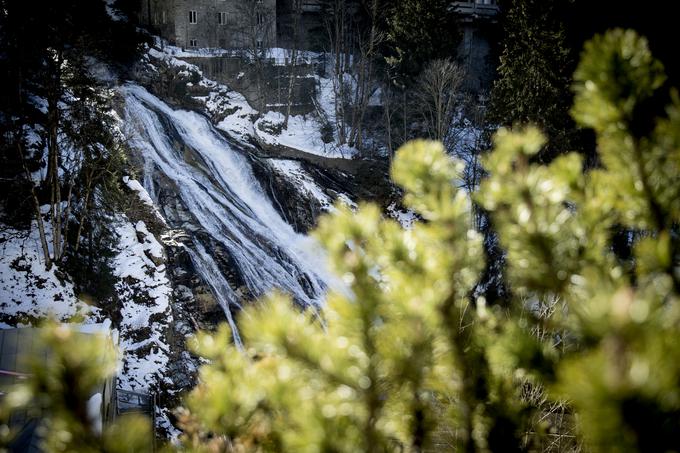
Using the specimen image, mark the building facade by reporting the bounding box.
[139,0,277,50]
[452,0,500,92]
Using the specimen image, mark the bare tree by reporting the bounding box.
[414,59,465,142]
[323,0,382,151]
[381,72,413,157]
[324,0,351,145]
[382,80,395,159]
[347,0,381,149]
[16,138,52,269]
[283,0,304,128]
[235,0,276,111]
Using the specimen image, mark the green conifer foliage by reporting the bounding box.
[384,0,460,77]
[480,29,680,451]
[179,28,679,452]
[0,324,151,452]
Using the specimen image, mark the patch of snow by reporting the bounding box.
[337,193,358,211]
[148,48,201,72]
[23,125,43,148]
[73,319,118,345]
[123,176,167,224]
[156,44,321,66]
[265,47,321,66]
[28,95,48,114]
[387,202,419,229]
[157,44,232,58]
[268,159,334,210]
[207,89,258,143]
[158,408,183,441]
[87,393,103,433]
[104,0,125,21]
[255,111,357,159]
[367,87,382,107]
[268,159,357,212]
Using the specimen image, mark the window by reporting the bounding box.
[189,10,197,24]
[256,39,263,49]
[217,12,227,25]
[189,39,198,47]
[162,10,167,24]
[256,12,265,25]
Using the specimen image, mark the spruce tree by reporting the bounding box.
[489,0,576,160]
[384,0,460,78]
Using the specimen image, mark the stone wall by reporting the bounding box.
[183,56,317,114]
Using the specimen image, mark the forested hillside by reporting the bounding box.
[1,0,678,452]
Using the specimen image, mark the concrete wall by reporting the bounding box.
[276,0,324,51]
[454,1,501,93]
[458,23,497,93]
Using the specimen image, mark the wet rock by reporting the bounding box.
[173,285,193,302]
[195,290,220,315]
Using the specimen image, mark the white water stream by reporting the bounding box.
[122,84,328,347]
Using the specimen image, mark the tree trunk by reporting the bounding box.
[283,0,302,129]
[46,51,63,262]
[349,0,379,150]
[383,83,394,159]
[17,141,53,270]
[74,171,94,253]
[60,176,75,259]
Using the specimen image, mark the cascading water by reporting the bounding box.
[122,84,329,347]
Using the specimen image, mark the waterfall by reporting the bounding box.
[122,84,329,346]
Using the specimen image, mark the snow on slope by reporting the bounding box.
[0,224,96,325]
[155,42,320,66]
[0,195,173,394]
[113,217,172,391]
[386,202,419,229]
[256,111,357,159]
[268,159,358,212]
[124,176,167,224]
[268,159,334,210]
[202,85,258,143]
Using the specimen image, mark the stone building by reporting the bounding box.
[139,0,277,50]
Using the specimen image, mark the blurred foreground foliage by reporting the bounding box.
[2,29,680,452]
[0,323,151,452]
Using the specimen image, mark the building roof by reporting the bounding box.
[452,1,500,21]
